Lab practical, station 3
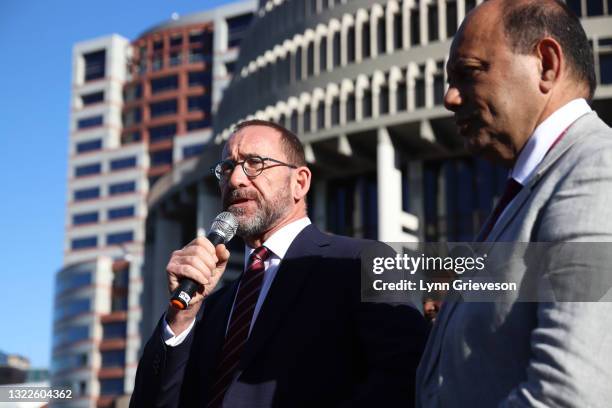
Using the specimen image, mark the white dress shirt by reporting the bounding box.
[511,98,592,185]
[491,99,592,228]
[163,217,312,346]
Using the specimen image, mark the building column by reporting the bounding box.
[196,180,220,236]
[377,127,419,242]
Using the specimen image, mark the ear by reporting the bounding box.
[293,166,312,201]
[535,37,563,94]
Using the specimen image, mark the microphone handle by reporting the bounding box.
[170,232,225,310]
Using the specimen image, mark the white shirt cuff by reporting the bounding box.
[162,314,196,347]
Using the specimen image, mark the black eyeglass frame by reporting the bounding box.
[210,156,298,181]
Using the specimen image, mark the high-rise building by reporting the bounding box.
[51,2,256,407]
[139,0,612,334]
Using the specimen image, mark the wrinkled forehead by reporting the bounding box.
[221,125,285,160]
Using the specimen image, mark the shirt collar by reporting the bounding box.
[511,98,591,185]
[244,217,311,266]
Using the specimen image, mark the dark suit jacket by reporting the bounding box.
[131,225,428,407]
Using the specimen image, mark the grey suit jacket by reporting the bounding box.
[416,112,612,407]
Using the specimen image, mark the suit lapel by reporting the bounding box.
[239,225,331,370]
[421,113,594,385]
[484,112,591,246]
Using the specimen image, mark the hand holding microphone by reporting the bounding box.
[166,212,238,313]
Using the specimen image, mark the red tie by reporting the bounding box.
[479,178,522,241]
[207,246,271,407]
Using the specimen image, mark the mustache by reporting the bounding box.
[223,189,260,207]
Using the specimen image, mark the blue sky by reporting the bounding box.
[0,0,234,368]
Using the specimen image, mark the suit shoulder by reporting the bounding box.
[324,232,395,258]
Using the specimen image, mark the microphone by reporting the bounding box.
[170,212,238,310]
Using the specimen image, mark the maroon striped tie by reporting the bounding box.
[207,246,270,407]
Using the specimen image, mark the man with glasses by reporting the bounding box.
[131,120,428,408]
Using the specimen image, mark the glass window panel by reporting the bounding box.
[77,116,103,129]
[75,163,101,177]
[74,187,100,201]
[108,206,135,220]
[109,181,136,195]
[72,212,98,225]
[76,139,102,153]
[106,231,134,245]
[81,91,104,106]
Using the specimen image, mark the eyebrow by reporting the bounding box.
[222,152,260,161]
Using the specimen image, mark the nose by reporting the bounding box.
[444,86,462,112]
[226,162,250,188]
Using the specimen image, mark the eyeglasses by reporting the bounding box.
[210,156,298,181]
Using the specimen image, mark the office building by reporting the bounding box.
[139,0,612,333]
[51,2,256,407]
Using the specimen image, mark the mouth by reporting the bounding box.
[455,116,477,136]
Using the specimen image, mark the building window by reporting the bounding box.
[363,89,372,118]
[76,139,102,154]
[227,13,253,48]
[587,0,604,16]
[109,181,136,195]
[316,103,325,130]
[362,21,371,59]
[434,61,446,105]
[319,39,328,71]
[347,26,356,63]
[150,149,173,166]
[101,350,125,368]
[106,231,134,245]
[77,115,103,129]
[108,206,135,220]
[188,95,211,112]
[71,236,97,250]
[100,379,124,396]
[600,52,612,84]
[393,11,403,50]
[332,32,341,67]
[152,56,163,71]
[465,0,477,13]
[153,39,163,51]
[428,3,439,43]
[376,16,386,54]
[55,298,91,321]
[123,84,142,102]
[123,107,142,127]
[74,187,100,201]
[102,322,127,339]
[170,52,182,66]
[151,75,179,94]
[170,35,183,47]
[187,118,210,130]
[307,42,315,77]
[81,91,104,106]
[75,163,101,178]
[149,124,176,142]
[397,79,408,111]
[295,49,303,81]
[411,7,421,46]
[347,94,356,121]
[566,0,581,16]
[72,212,98,225]
[415,65,426,108]
[379,85,389,115]
[83,50,105,81]
[331,98,340,125]
[290,111,298,133]
[122,131,141,144]
[56,269,92,294]
[110,156,137,171]
[52,325,89,347]
[303,106,312,132]
[183,143,205,159]
[189,48,205,63]
[447,0,458,37]
[150,99,178,118]
[188,71,210,87]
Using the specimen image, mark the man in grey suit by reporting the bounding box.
[416,0,612,406]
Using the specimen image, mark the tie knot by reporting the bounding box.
[249,246,270,264]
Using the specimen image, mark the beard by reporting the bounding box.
[222,180,293,239]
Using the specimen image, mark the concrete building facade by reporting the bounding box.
[52,2,256,407]
[140,0,612,335]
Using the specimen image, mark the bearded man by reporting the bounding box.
[130,120,428,408]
